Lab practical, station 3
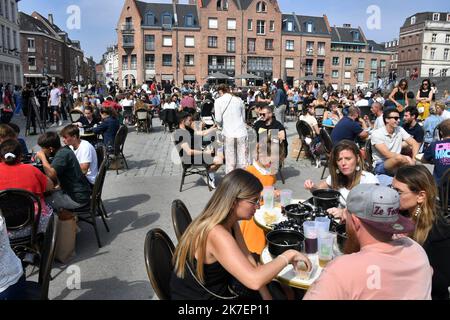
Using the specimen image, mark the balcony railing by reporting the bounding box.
[305,67,313,73]
[317,50,325,56]
[316,67,324,73]
[209,64,234,70]
[29,66,37,71]
[121,23,134,33]
[27,47,35,53]
[306,49,314,56]
[145,64,155,70]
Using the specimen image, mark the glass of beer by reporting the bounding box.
[318,232,334,267]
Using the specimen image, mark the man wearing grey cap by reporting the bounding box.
[304,184,432,300]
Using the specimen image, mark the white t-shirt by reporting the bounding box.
[442,109,450,120]
[163,102,178,110]
[71,140,98,185]
[373,115,385,130]
[326,171,379,205]
[214,93,247,138]
[371,126,411,163]
[49,88,61,106]
[0,216,23,293]
[121,98,135,107]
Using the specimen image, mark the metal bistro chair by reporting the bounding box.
[136,108,152,134]
[319,128,333,179]
[69,109,84,123]
[73,158,110,248]
[0,189,41,253]
[144,228,175,300]
[172,135,212,192]
[315,106,326,126]
[171,199,192,241]
[95,145,109,218]
[37,214,58,300]
[295,120,315,162]
[107,125,129,174]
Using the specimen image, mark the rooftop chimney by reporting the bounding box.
[48,14,54,25]
[343,23,351,28]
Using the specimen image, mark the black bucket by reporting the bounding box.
[312,189,341,210]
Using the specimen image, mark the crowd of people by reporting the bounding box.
[0,74,449,300]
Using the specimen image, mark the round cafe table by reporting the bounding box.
[260,248,323,290]
[253,199,305,232]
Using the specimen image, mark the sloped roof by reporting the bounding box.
[135,1,174,26]
[331,26,366,44]
[281,14,330,36]
[367,40,387,52]
[402,12,450,28]
[176,4,200,28]
[19,12,53,36]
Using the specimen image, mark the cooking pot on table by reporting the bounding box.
[266,229,305,257]
[311,189,342,210]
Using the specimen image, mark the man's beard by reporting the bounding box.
[344,223,361,254]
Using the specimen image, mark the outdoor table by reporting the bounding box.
[253,199,304,232]
[80,128,98,145]
[260,248,323,290]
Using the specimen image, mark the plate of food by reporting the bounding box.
[254,207,286,230]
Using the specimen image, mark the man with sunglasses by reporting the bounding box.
[371,109,420,176]
[253,104,288,159]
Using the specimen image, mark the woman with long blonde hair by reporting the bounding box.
[171,169,311,300]
[392,165,450,300]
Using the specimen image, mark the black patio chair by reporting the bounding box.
[295,120,315,162]
[0,189,41,253]
[38,214,58,300]
[95,145,108,218]
[319,128,333,179]
[136,108,152,134]
[107,124,129,174]
[69,109,84,123]
[173,136,212,192]
[171,199,192,241]
[144,228,175,300]
[73,158,110,248]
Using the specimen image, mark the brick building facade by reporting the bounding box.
[117,0,390,90]
[20,11,93,85]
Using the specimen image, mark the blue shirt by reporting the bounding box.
[423,115,443,144]
[92,117,120,149]
[424,138,450,185]
[331,117,363,145]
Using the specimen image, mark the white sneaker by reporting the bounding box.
[208,173,216,189]
[58,120,63,126]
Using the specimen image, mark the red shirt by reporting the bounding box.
[0,163,48,211]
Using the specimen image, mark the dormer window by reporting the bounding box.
[411,16,416,24]
[185,14,194,27]
[306,22,313,33]
[146,12,155,25]
[447,14,450,22]
[217,0,228,11]
[287,21,294,32]
[433,13,440,21]
[256,1,267,13]
[353,31,360,41]
[162,13,172,27]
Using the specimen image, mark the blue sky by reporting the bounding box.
[18,0,449,62]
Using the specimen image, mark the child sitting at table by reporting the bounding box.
[240,138,279,255]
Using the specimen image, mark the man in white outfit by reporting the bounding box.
[214,84,248,174]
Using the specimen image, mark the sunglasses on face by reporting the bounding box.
[259,113,267,117]
[387,116,400,121]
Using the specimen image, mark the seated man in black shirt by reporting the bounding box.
[253,104,288,159]
[174,112,222,189]
[402,106,424,148]
[36,132,91,212]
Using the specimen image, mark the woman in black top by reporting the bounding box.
[171,169,311,300]
[388,79,409,113]
[416,78,433,120]
[256,82,272,104]
[393,165,450,300]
